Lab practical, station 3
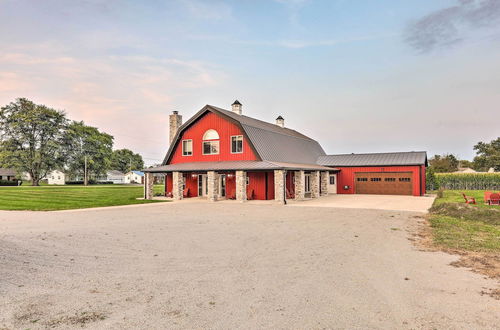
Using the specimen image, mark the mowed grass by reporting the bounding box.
[429,190,500,252]
[433,190,500,209]
[0,185,166,211]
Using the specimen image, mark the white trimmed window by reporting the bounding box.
[231,135,243,153]
[202,129,220,155]
[182,139,193,156]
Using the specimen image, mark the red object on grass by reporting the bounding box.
[462,193,476,204]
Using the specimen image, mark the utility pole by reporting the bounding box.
[84,155,88,186]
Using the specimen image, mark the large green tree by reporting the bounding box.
[110,149,144,173]
[473,137,500,171]
[0,98,67,185]
[428,154,459,173]
[62,121,113,184]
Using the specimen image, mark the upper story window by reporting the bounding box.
[202,129,220,155]
[231,135,243,153]
[182,139,193,156]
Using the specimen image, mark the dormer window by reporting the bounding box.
[182,139,192,156]
[202,129,220,155]
[231,135,243,153]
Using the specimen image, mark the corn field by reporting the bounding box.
[435,173,500,190]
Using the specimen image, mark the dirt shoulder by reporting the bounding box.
[412,201,500,300]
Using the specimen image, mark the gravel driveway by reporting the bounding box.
[0,203,498,329]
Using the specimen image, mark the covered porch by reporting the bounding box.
[143,161,337,204]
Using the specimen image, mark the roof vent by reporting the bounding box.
[275,115,284,128]
[231,100,242,115]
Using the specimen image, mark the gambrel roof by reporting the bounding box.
[162,105,326,165]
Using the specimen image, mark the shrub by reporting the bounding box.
[436,173,500,190]
[65,180,114,185]
[426,167,439,190]
[0,180,19,186]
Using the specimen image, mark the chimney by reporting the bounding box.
[169,111,182,145]
[275,115,284,128]
[231,100,242,115]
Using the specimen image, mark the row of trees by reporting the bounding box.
[0,98,144,185]
[429,138,500,173]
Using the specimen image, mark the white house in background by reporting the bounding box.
[104,170,126,184]
[47,170,65,185]
[124,171,144,184]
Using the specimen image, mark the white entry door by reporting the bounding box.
[328,174,337,194]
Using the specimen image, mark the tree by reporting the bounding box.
[425,166,439,191]
[473,138,500,172]
[458,159,474,169]
[110,149,144,173]
[428,154,459,173]
[0,98,67,185]
[62,121,113,184]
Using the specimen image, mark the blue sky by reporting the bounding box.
[1,0,499,165]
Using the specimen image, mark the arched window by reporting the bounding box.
[203,129,219,140]
[202,129,220,155]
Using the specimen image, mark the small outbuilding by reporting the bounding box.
[104,170,126,184]
[47,170,65,185]
[124,171,144,184]
[0,168,17,181]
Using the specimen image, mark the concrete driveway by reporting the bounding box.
[288,194,436,213]
[0,202,497,329]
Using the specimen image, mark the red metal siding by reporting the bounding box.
[184,173,198,197]
[286,171,295,198]
[225,173,236,199]
[246,171,274,200]
[170,112,257,164]
[266,172,275,200]
[336,166,423,196]
[421,165,426,196]
[165,173,173,196]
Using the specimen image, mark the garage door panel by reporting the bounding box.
[355,172,412,195]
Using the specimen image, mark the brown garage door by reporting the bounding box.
[355,172,413,195]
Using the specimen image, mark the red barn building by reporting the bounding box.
[144,101,427,202]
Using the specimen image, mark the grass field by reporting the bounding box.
[0,185,166,211]
[428,190,500,252]
[433,190,500,209]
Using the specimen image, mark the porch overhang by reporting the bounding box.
[143,161,336,173]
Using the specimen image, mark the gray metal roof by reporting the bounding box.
[0,168,16,176]
[145,161,334,173]
[162,105,325,165]
[317,151,428,167]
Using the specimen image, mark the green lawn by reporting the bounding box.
[433,190,500,209]
[429,190,500,252]
[0,184,166,211]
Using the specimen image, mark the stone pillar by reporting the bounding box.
[172,171,183,200]
[235,170,247,202]
[207,171,217,202]
[144,172,154,200]
[274,170,285,204]
[311,171,320,198]
[294,170,305,200]
[320,171,329,196]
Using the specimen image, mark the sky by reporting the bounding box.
[0,0,499,165]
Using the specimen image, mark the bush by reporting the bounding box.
[0,180,19,186]
[65,180,114,185]
[426,167,439,190]
[436,173,500,190]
